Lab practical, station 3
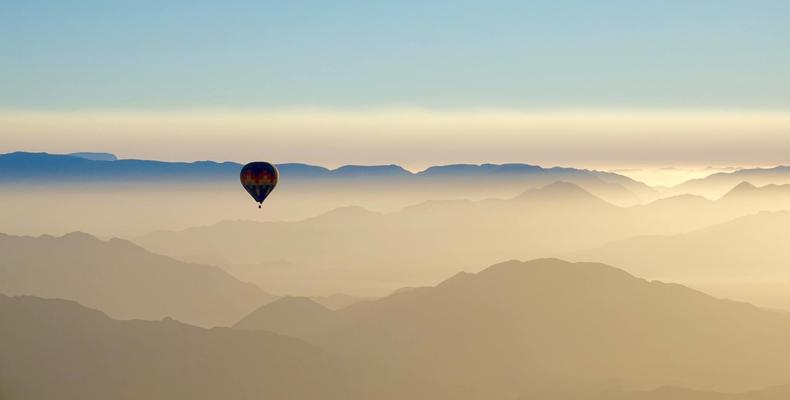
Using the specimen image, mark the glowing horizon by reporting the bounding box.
[2,107,789,185]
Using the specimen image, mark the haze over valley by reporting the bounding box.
[3,150,790,399]
[3,1,790,398]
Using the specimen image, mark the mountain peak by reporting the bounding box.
[236,296,333,322]
[725,181,758,196]
[436,271,475,288]
[641,193,712,208]
[56,232,147,253]
[515,181,605,203]
[720,181,790,202]
[541,181,589,192]
[233,296,341,340]
[60,231,102,242]
[669,165,790,198]
[477,258,637,285]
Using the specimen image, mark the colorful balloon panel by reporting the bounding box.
[240,162,279,206]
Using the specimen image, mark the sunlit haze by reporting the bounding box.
[2,108,789,186]
[3,1,790,399]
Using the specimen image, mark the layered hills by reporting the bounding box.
[0,232,273,327]
[234,259,790,398]
[6,259,790,399]
[135,182,790,296]
[0,295,373,400]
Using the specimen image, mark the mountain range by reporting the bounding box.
[568,210,790,310]
[668,166,790,198]
[10,152,790,239]
[135,182,628,293]
[0,294,399,400]
[716,182,790,210]
[0,151,654,204]
[234,259,790,398]
[0,232,274,327]
[134,181,790,296]
[4,259,790,399]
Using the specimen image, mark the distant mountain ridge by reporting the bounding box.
[0,151,653,199]
[669,166,790,198]
[0,151,242,182]
[719,181,790,205]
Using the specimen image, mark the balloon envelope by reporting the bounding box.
[240,162,279,206]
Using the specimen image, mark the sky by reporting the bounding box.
[2,0,790,183]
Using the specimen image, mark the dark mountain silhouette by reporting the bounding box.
[1,152,665,239]
[0,151,653,204]
[0,151,644,182]
[0,151,241,182]
[0,294,383,400]
[0,232,274,327]
[670,166,790,198]
[234,296,345,342]
[315,259,790,397]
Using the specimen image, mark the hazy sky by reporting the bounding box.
[2,1,790,176]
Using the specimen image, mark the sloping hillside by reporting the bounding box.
[135,182,790,295]
[234,296,345,341]
[318,259,790,397]
[568,211,790,310]
[0,232,274,327]
[0,295,357,400]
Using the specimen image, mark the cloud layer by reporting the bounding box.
[2,108,789,171]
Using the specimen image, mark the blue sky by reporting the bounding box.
[3,0,790,109]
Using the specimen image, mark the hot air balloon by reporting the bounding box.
[240,162,279,208]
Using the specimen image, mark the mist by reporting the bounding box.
[4,1,790,396]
